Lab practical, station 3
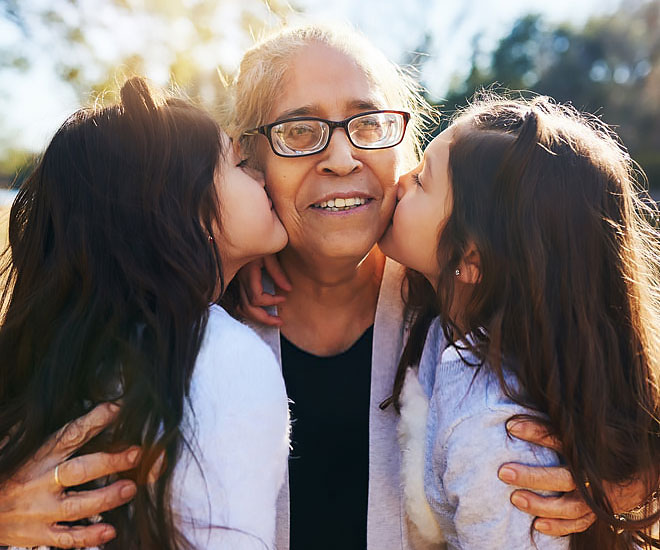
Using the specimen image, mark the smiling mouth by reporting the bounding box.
[311,197,372,212]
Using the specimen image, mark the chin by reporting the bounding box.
[317,236,378,261]
[265,237,288,258]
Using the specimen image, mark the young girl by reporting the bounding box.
[0,77,289,549]
[379,95,660,549]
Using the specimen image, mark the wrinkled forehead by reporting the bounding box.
[268,43,389,122]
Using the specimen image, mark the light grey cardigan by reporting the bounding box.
[250,258,440,550]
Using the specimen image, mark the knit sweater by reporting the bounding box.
[398,318,569,550]
[169,304,289,548]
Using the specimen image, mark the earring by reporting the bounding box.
[455,268,461,277]
[208,234,214,243]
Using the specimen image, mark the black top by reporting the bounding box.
[281,326,373,550]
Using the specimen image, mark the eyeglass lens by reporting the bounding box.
[270,112,405,156]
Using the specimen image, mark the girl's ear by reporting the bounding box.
[457,241,481,284]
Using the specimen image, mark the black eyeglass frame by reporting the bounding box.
[245,110,411,158]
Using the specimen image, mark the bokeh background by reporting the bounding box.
[1,0,659,232]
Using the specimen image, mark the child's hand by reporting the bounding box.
[236,255,292,327]
[0,403,140,548]
[498,419,596,537]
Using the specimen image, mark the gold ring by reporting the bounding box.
[54,464,63,488]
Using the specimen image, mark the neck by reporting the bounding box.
[277,245,386,356]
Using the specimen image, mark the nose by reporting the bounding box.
[316,128,362,177]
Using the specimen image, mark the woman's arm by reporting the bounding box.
[0,403,140,548]
[499,419,653,536]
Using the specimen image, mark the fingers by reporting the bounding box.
[42,403,121,466]
[533,514,596,536]
[509,489,593,520]
[238,284,283,327]
[506,419,562,452]
[498,463,577,492]
[500,462,596,537]
[245,259,266,303]
[238,304,284,327]
[49,523,117,548]
[250,292,287,308]
[57,480,137,522]
[263,254,292,292]
[53,447,141,489]
[244,258,287,306]
[235,257,290,326]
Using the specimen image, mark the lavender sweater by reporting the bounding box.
[398,319,569,550]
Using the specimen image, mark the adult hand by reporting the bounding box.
[0,402,140,548]
[236,255,291,327]
[498,419,595,537]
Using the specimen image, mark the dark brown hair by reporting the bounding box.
[393,95,660,549]
[0,77,226,549]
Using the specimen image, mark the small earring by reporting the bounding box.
[208,234,214,243]
[455,268,461,277]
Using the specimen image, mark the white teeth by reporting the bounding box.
[312,196,369,210]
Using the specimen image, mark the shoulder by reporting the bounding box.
[173,306,289,548]
[199,305,280,376]
[417,317,446,398]
[429,350,559,483]
[431,346,522,421]
[204,304,273,354]
[426,354,565,549]
[191,305,286,417]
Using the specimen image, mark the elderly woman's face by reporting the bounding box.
[256,43,403,262]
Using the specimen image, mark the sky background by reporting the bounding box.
[0,0,623,157]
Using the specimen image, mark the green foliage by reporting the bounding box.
[0,149,36,189]
[0,0,299,181]
[436,1,660,190]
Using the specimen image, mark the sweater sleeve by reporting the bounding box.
[439,402,568,550]
[171,307,289,549]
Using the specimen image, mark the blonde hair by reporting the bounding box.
[227,23,433,168]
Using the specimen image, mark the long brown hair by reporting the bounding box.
[393,95,660,549]
[0,77,227,549]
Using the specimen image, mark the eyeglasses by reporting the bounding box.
[245,110,410,157]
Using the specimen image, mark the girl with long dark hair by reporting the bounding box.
[379,95,660,549]
[0,77,289,549]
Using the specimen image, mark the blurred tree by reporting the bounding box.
[437,0,660,190]
[1,0,297,99]
[0,0,300,186]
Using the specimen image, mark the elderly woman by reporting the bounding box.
[226,24,617,550]
[1,23,650,550]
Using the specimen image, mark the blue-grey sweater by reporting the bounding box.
[404,318,570,550]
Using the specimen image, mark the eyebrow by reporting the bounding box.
[275,106,317,120]
[274,99,383,122]
[347,99,382,111]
